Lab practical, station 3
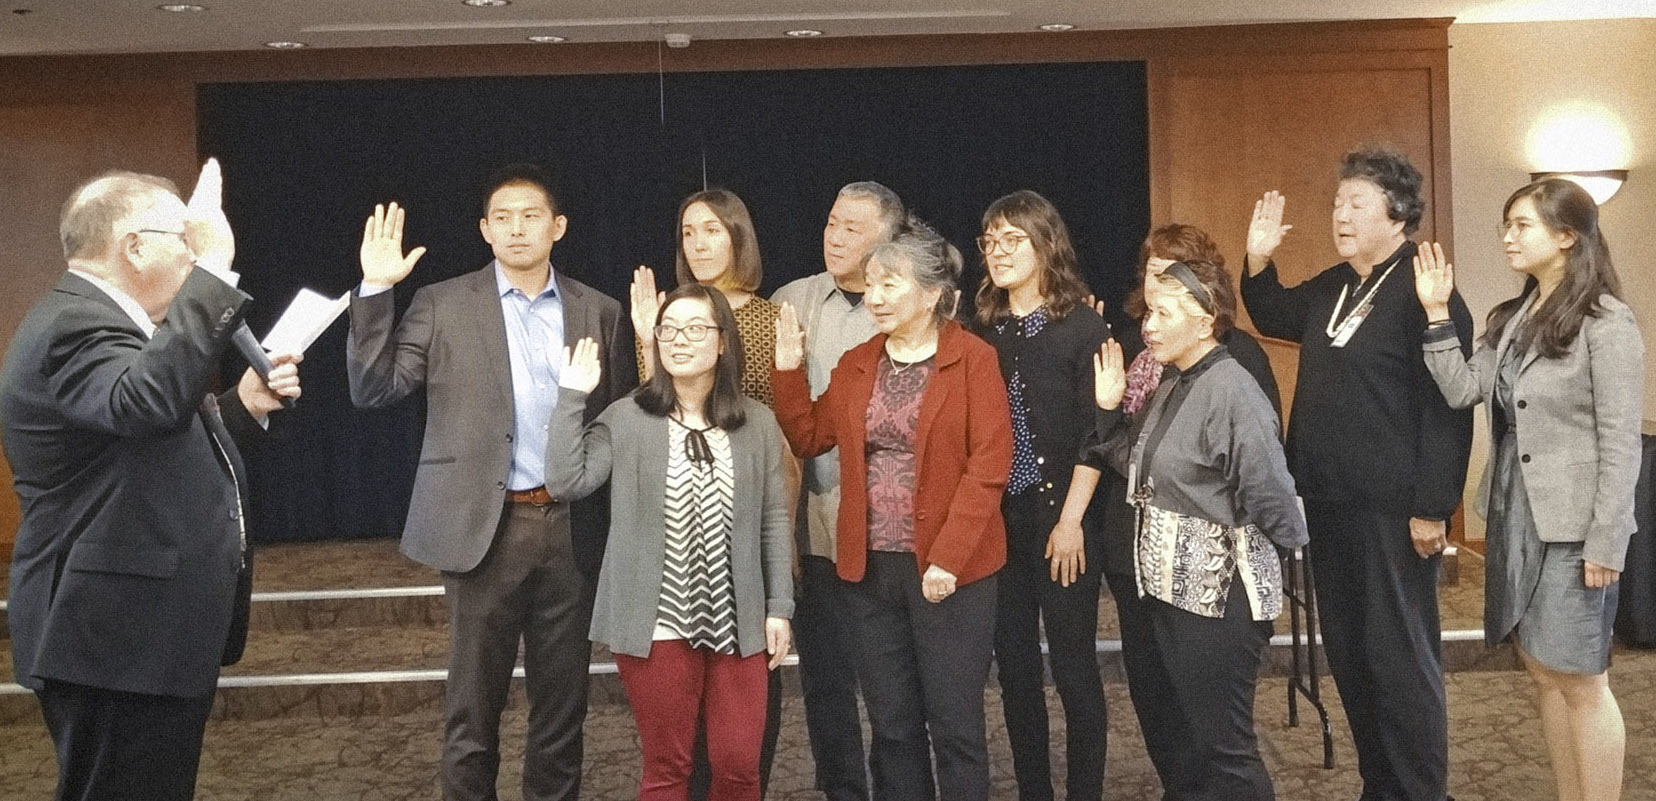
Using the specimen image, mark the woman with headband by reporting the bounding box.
[1091,258,1306,801]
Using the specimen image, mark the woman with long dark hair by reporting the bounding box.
[1414,178,1643,801]
[546,283,793,801]
[967,190,1110,801]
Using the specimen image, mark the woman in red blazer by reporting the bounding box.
[774,220,1013,801]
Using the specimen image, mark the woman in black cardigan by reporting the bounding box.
[968,190,1112,801]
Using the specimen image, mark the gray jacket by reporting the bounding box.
[1423,293,1644,570]
[544,388,794,658]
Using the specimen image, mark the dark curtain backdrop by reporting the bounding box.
[196,60,1149,543]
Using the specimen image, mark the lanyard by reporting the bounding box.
[1325,258,1400,344]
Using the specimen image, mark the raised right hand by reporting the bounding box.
[1412,241,1455,322]
[360,202,426,289]
[775,302,804,371]
[1094,339,1126,410]
[1246,190,1292,267]
[629,266,663,342]
[559,337,602,394]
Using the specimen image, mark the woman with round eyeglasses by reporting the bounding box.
[546,283,793,801]
[773,220,1013,801]
[966,190,1110,801]
[1414,178,1642,801]
[1092,259,1306,801]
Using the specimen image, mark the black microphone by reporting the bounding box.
[231,322,294,409]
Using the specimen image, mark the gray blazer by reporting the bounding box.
[1423,293,1644,570]
[347,264,634,575]
[544,388,795,658]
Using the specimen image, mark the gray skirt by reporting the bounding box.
[1487,428,1619,675]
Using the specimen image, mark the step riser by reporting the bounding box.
[0,638,1516,725]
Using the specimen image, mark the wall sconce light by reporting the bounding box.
[1529,169,1629,205]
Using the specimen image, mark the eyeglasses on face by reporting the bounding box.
[976,232,1030,255]
[653,323,720,342]
[135,228,189,243]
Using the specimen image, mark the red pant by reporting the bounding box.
[614,639,769,801]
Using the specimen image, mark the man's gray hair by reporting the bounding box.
[59,171,179,261]
[837,181,906,241]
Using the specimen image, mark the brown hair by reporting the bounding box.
[1483,178,1622,359]
[1148,257,1236,338]
[1125,223,1226,320]
[972,190,1091,325]
[674,188,763,293]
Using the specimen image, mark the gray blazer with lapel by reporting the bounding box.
[347,264,634,574]
[1423,293,1644,570]
[544,388,794,658]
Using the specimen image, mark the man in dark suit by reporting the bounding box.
[1,161,302,801]
[347,163,635,801]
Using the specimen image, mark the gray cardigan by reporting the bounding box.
[544,387,794,658]
[1423,293,1644,570]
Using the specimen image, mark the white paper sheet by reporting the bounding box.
[260,288,349,355]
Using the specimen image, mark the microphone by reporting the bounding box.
[231,322,294,409]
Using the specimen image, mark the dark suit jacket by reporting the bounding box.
[346,264,634,576]
[771,320,1014,586]
[2,269,257,698]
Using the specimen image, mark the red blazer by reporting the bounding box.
[772,320,1012,585]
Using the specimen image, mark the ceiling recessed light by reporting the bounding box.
[264,41,306,49]
[156,3,207,11]
[461,0,510,7]
[785,29,823,38]
[526,34,566,43]
[1038,23,1075,32]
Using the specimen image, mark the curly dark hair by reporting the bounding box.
[1339,146,1425,235]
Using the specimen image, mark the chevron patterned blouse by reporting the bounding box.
[653,418,738,653]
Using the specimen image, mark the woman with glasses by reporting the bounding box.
[1414,178,1642,801]
[773,220,1013,801]
[546,283,793,801]
[1092,259,1306,801]
[966,190,1111,801]
[628,188,787,795]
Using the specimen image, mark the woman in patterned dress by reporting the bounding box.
[545,283,793,801]
[1414,178,1643,801]
[1090,259,1306,801]
[773,221,1013,801]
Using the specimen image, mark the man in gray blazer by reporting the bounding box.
[347,164,635,801]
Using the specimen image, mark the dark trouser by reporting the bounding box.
[1304,500,1447,801]
[792,553,871,801]
[1106,570,1200,801]
[689,671,783,799]
[442,500,595,801]
[848,550,997,801]
[37,679,216,801]
[995,491,1106,801]
[1147,578,1275,801]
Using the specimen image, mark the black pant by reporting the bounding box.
[848,551,997,801]
[37,679,216,801]
[1304,500,1448,801]
[994,491,1106,801]
[793,554,871,801]
[442,501,594,801]
[1107,570,1199,800]
[1146,579,1275,801]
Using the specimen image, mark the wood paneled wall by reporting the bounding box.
[0,19,1453,557]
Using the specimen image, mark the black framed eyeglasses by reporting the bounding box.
[653,323,721,342]
[975,233,1029,255]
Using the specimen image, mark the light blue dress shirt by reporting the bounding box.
[495,262,564,491]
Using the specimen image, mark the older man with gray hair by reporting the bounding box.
[769,180,905,801]
[1,160,300,801]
